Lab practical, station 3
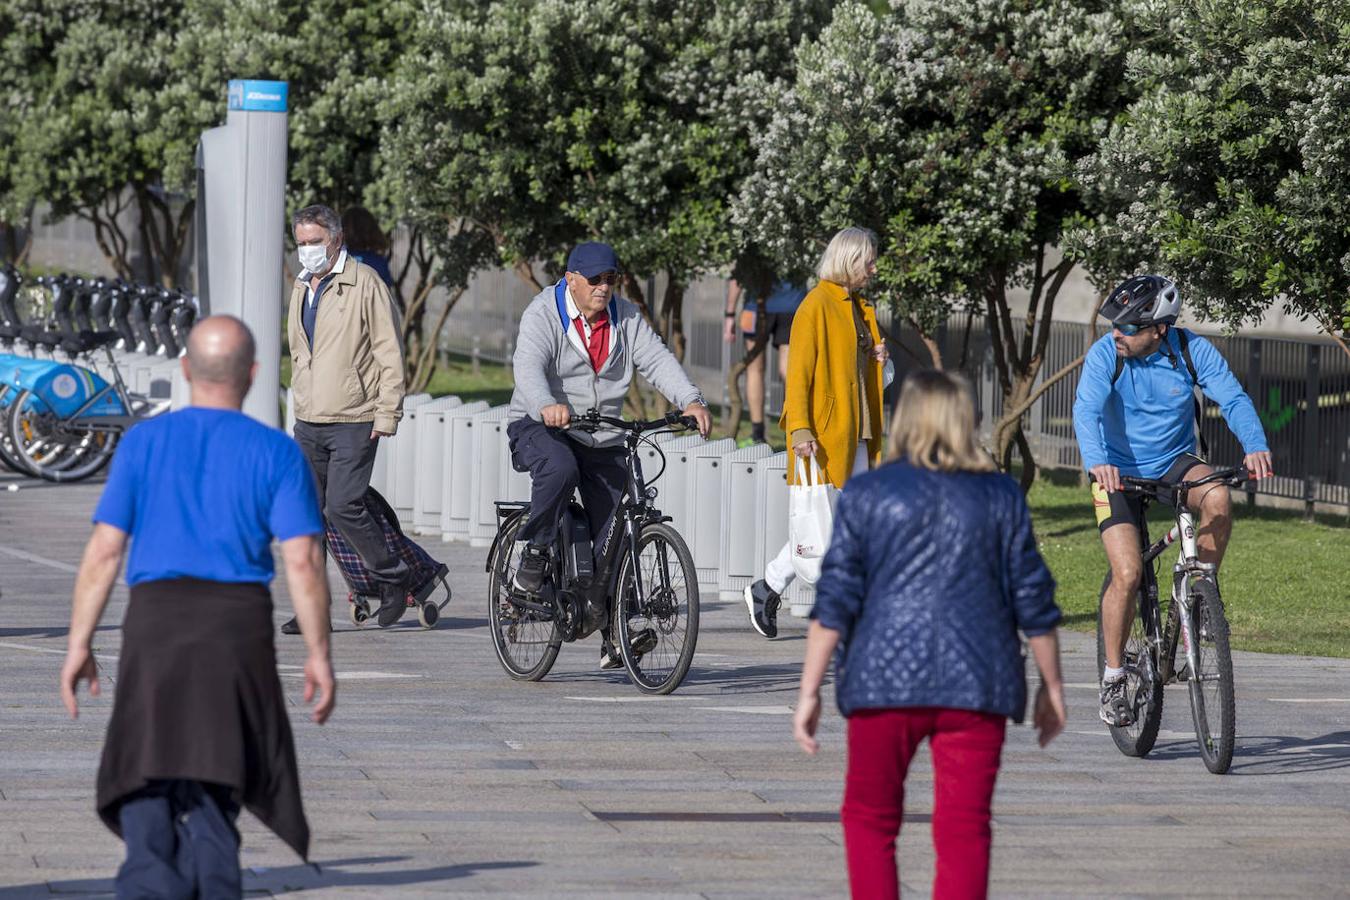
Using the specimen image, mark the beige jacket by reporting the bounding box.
[288,252,406,434]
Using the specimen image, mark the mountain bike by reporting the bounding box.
[485,409,701,695]
[1096,465,1250,774]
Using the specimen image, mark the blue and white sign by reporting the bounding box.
[227,79,288,113]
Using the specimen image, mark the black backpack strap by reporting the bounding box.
[1111,353,1125,385]
[1175,329,1209,458]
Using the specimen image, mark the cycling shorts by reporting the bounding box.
[1091,452,1206,532]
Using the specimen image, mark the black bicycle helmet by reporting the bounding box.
[1100,274,1181,326]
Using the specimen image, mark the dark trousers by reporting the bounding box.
[843,708,1006,900]
[506,417,628,549]
[294,420,409,587]
[116,779,241,900]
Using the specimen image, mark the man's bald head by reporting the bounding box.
[185,315,256,397]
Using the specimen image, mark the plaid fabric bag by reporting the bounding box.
[325,487,443,598]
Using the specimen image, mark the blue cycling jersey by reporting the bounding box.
[1072,329,1269,479]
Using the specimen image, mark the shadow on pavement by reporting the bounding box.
[1147,731,1350,775]
[12,855,538,898]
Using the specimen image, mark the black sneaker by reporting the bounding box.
[1099,675,1134,727]
[600,629,658,670]
[376,583,410,628]
[513,543,550,595]
[280,616,301,635]
[743,580,781,639]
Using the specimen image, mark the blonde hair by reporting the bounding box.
[816,226,878,289]
[887,369,996,472]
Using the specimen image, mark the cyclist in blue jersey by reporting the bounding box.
[1072,275,1273,727]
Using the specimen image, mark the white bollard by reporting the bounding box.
[411,396,463,535]
[650,434,709,536]
[469,406,513,547]
[386,392,431,521]
[718,443,773,600]
[683,438,739,583]
[755,451,815,617]
[438,401,490,541]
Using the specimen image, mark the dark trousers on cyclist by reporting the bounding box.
[293,420,410,587]
[506,418,626,549]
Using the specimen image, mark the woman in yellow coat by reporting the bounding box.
[745,227,888,639]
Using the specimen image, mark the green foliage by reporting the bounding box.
[736,0,1140,335]
[379,0,830,292]
[1072,0,1350,335]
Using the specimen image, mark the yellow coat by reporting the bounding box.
[780,280,884,487]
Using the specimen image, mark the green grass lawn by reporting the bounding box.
[1029,477,1350,659]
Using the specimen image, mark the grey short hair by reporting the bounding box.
[292,204,342,238]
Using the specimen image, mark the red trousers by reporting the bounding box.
[842,707,1006,900]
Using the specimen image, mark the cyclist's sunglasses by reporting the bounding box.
[1113,321,1156,337]
[574,271,620,287]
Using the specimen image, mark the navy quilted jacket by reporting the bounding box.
[811,459,1060,722]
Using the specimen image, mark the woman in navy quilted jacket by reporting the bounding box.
[793,369,1067,900]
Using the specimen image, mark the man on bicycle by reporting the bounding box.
[506,242,711,665]
[1073,275,1272,727]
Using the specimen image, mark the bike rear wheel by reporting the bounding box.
[1096,572,1164,757]
[615,522,699,695]
[487,512,561,681]
[1185,578,1236,774]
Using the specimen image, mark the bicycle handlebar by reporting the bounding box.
[567,408,697,435]
[1119,465,1251,496]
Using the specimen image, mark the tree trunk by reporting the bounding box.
[512,258,543,292]
[660,276,686,362]
[85,196,134,282]
[134,186,193,289]
[982,248,1075,492]
[904,316,944,368]
[407,286,466,394]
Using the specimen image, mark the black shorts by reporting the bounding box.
[739,309,794,348]
[1091,453,1206,532]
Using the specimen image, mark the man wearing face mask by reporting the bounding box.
[285,204,410,632]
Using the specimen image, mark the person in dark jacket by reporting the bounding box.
[60,315,337,898]
[793,369,1067,900]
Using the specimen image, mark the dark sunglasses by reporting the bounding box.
[575,271,620,287]
[1113,322,1155,337]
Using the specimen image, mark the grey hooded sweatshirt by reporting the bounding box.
[507,281,705,447]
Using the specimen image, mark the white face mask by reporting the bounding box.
[298,243,330,273]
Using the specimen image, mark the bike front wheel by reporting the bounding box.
[1185,578,1236,774]
[1096,572,1164,757]
[6,389,118,483]
[487,511,561,682]
[615,521,699,695]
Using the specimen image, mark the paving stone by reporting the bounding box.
[3,471,1349,896]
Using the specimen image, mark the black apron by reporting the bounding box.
[95,578,309,860]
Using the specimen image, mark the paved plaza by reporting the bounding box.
[1,471,1348,898]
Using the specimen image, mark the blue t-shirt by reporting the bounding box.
[93,407,324,586]
[1072,329,1269,478]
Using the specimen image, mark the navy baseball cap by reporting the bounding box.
[566,242,621,278]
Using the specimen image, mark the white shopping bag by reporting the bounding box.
[789,455,839,586]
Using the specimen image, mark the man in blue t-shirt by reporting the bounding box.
[1072,275,1272,728]
[60,315,335,895]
